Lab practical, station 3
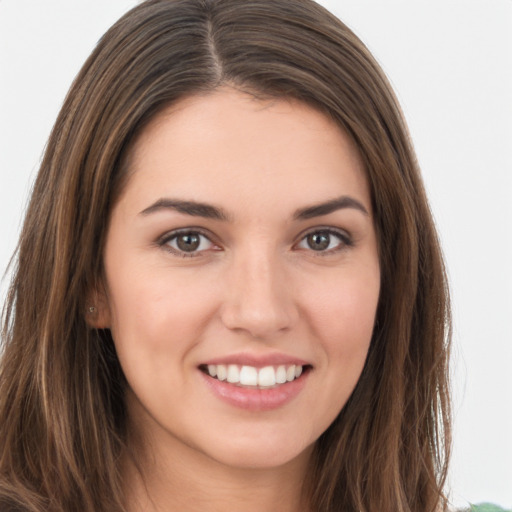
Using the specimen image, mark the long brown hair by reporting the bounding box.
[0,1,451,511]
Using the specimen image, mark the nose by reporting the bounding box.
[220,247,298,339]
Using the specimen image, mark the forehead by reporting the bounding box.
[118,87,370,218]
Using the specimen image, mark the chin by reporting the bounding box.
[197,431,316,471]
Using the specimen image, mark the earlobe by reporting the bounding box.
[85,290,111,329]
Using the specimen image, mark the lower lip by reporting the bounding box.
[200,370,309,411]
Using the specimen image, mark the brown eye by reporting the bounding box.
[297,229,351,253]
[163,231,215,255]
[176,233,201,252]
[306,232,331,251]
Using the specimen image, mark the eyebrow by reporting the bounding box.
[293,196,369,220]
[139,199,231,221]
[139,195,369,221]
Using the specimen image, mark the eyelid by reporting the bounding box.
[156,225,353,257]
[157,227,220,257]
[294,226,353,253]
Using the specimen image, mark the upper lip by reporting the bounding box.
[200,352,311,368]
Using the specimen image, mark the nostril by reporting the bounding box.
[219,299,297,338]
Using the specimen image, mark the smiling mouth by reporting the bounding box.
[199,364,310,389]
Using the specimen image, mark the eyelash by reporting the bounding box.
[295,228,353,255]
[157,227,353,258]
[158,228,218,258]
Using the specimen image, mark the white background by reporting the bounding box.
[0,1,510,508]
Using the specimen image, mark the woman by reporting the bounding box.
[0,0,452,511]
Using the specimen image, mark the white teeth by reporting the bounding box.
[275,365,287,384]
[205,364,305,388]
[226,364,239,383]
[239,366,258,386]
[216,364,227,381]
[258,366,276,387]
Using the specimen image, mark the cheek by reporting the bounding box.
[291,265,380,437]
[310,268,379,337]
[105,268,223,409]
[303,264,380,377]
[106,261,219,358]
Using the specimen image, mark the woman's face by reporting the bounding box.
[99,88,380,471]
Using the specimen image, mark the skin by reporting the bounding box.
[93,87,380,511]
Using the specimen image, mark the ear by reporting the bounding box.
[85,285,111,329]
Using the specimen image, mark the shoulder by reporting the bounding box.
[466,504,511,512]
